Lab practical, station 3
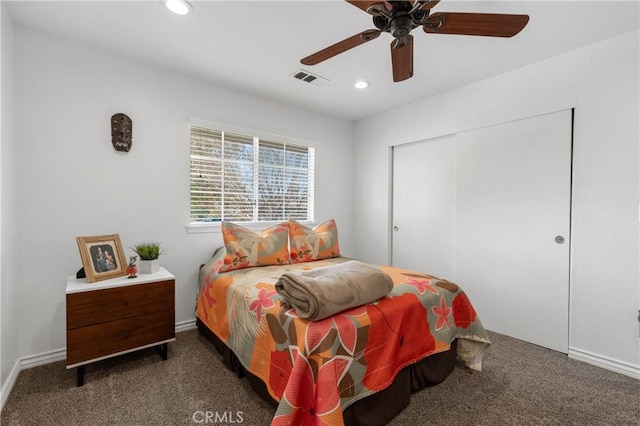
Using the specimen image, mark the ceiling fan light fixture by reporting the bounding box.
[354,80,370,89]
[165,0,192,16]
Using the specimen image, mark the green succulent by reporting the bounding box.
[132,242,164,260]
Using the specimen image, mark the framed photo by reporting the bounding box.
[76,234,127,283]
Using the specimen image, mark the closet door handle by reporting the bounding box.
[555,235,565,244]
[393,226,399,231]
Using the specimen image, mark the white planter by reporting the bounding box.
[138,259,160,274]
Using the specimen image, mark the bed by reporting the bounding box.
[195,225,490,425]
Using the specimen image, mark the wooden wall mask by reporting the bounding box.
[111,113,132,152]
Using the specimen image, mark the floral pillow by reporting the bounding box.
[219,221,290,272]
[288,218,340,264]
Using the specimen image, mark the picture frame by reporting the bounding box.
[76,234,127,283]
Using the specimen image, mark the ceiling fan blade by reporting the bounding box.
[345,1,389,14]
[391,35,414,82]
[301,29,381,66]
[346,1,437,17]
[418,0,440,11]
[424,12,529,37]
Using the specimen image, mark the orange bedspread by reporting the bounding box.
[196,255,490,425]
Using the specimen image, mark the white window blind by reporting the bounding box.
[190,125,315,224]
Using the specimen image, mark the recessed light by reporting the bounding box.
[354,80,370,89]
[165,0,192,15]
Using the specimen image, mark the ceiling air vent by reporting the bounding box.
[291,69,330,86]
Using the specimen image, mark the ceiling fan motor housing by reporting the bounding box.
[390,15,413,38]
[372,1,430,40]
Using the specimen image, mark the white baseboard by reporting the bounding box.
[0,319,199,412]
[568,347,640,379]
[17,320,197,371]
[1,347,67,411]
[0,359,20,412]
[20,347,66,370]
[175,318,196,333]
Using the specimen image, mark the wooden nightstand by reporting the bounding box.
[66,267,175,386]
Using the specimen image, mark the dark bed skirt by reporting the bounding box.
[196,318,457,426]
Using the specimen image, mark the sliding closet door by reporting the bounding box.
[455,110,572,353]
[391,135,456,280]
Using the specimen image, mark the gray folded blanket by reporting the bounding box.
[275,260,394,321]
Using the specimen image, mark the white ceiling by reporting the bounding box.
[6,0,640,121]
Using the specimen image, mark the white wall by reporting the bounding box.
[12,25,354,359]
[354,30,640,376]
[3,6,638,390]
[1,0,19,402]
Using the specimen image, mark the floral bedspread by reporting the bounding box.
[196,254,490,426]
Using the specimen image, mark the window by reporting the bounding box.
[190,125,315,224]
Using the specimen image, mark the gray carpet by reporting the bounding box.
[1,329,638,425]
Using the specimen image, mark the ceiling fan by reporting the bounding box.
[300,0,529,82]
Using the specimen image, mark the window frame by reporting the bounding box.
[186,118,315,234]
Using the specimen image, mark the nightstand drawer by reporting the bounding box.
[67,279,174,329]
[66,309,175,366]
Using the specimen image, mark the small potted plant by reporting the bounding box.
[132,241,164,274]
